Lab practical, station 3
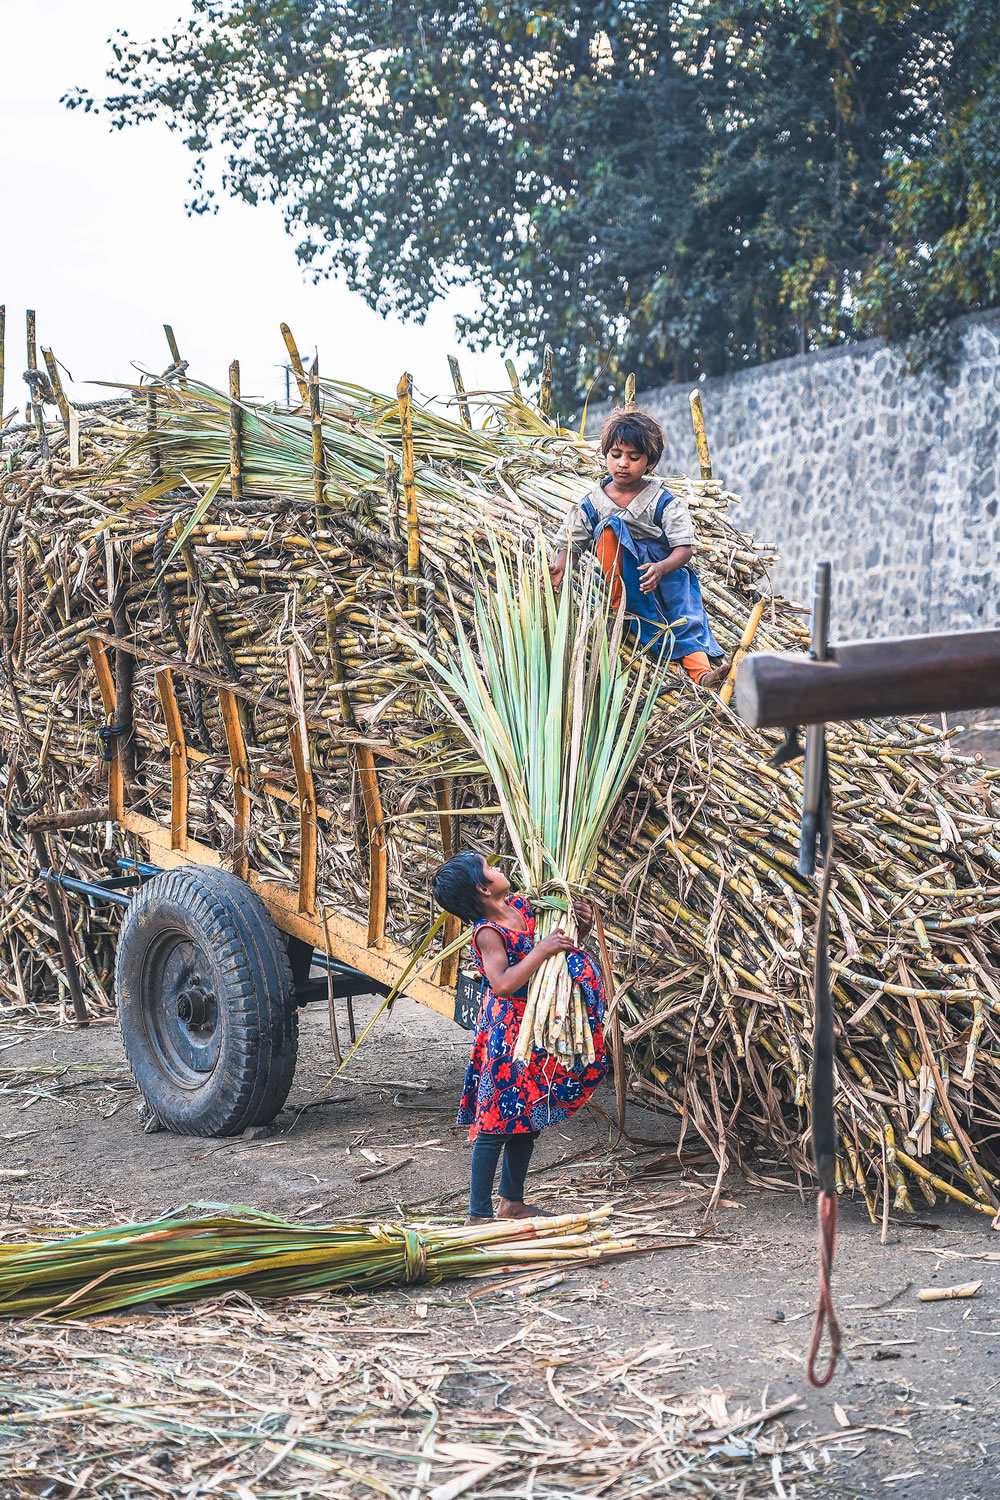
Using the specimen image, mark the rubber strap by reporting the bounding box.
[807,768,842,1387]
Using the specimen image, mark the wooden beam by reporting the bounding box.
[155,667,188,852]
[735,629,1000,729]
[218,686,250,879]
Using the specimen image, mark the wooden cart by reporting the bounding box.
[37,630,477,1137]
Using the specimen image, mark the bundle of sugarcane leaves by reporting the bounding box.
[2,373,1000,1225]
[0,1206,628,1319]
[406,528,670,1066]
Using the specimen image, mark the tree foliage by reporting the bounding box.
[66,1,1000,406]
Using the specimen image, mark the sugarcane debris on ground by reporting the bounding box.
[2,361,1000,1229]
[0,1270,859,1499]
[4,1003,1000,1498]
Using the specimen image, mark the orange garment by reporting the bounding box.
[595,525,626,610]
[680,651,712,685]
[595,528,710,684]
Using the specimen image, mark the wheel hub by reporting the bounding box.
[144,937,222,1082]
[177,976,214,1029]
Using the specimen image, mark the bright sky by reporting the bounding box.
[0,0,510,414]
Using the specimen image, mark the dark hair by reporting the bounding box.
[599,407,664,472]
[432,851,489,922]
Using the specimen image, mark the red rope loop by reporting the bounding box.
[806,1189,841,1388]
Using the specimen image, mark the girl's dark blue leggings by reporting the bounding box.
[469,1131,537,1218]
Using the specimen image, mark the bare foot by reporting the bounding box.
[496,1197,546,1219]
[465,1214,494,1226]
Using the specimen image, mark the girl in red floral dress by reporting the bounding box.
[432,852,607,1224]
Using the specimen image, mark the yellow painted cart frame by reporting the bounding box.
[85,629,463,1030]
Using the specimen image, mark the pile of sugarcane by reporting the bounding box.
[2,350,999,1226]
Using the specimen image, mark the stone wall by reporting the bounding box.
[591,312,1000,638]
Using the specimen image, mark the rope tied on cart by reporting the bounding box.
[806,775,842,1387]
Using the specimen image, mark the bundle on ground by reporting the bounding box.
[410,531,668,1061]
[1,368,999,1227]
[0,1206,626,1319]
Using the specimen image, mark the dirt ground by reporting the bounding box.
[2,991,999,1500]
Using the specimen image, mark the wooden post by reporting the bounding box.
[229,359,243,502]
[155,667,189,851]
[689,390,713,480]
[310,357,327,527]
[719,596,766,707]
[41,348,71,435]
[146,389,161,479]
[14,764,89,1025]
[539,343,553,417]
[163,324,187,384]
[219,686,251,879]
[433,777,461,987]
[286,647,318,917]
[280,322,310,404]
[504,358,522,398]
[447,355,472,428]
[624,373,636,409]
[86,636,124,822]
[25,309,37,429]
[356,748,388,950]
[396,372,421,609]
[384,452,401,544]
[288,716,318,917]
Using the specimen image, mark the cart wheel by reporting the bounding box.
[115,865,298,1136]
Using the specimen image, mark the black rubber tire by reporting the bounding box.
[115,865,298,1136]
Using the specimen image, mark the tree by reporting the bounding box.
[853,0,1000,360]
[66,2,1000,405]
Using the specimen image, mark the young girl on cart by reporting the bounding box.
[549,407,727,687]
